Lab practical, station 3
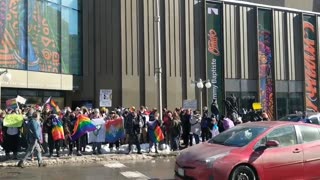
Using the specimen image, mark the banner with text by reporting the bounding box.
[303,15,318,112]
[206,2,224,112]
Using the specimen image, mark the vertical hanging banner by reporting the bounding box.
[258,10,275,120]
[303,15,318,112]
[206,2,224,112]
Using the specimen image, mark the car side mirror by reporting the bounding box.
[265,140,279,148]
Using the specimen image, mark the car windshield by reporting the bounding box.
[208,126,268,147]
[278,115,301,122]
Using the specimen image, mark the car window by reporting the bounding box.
[208,126,268,147]
[256,126,297,148]
[298,125,320,143]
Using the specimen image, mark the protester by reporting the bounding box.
[127,111,143,154]
[147,112,161,153]
[169,112,182,151]
[190,110,201,146]
[2,109,20,160]
[18,111,45,168]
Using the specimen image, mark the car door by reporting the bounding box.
[297,125,320,179]
[258,125,303,180]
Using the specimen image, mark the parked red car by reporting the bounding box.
[175,121,320,180]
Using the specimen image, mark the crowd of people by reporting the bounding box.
[0,98,270,168]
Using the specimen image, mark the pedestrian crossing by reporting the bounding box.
[104,161,150,179]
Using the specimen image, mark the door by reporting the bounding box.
[259,126,303,180]
[297,125,320,179]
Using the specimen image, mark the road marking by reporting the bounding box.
[103,161,126,168]
[120,171,149,179]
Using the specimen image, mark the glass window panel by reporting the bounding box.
[62,0,79,10]
[0,0,27,70]
[240,92,258,111]
[47,0,60,4]
[288,92,304,114]
[276,92,288,119]
[61,7,81,75]
[28,0,61,73]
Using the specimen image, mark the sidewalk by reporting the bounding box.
[0,144,179,168]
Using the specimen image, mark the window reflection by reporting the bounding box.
[61,7,81,75]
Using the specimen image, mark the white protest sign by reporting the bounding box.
[99,89,112,107]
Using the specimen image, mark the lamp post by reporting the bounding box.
[155,0,162,119]
[0,69,11,109]
[192,79,211,116]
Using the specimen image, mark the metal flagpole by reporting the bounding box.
[155,0,163,119]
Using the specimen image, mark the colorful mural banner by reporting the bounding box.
[206,3,224,112]
[258,10,275,120]
[0,0,27,69]
[0,0,61,72]
[303,15,318,112]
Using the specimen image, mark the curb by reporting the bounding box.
[0,152,178,168]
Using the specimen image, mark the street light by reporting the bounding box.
[0,69,11,109]
[191,79,211,116]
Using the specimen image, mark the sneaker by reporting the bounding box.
[92,151,97,155]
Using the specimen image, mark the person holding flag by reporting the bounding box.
[147,112,163,153]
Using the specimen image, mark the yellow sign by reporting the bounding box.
[3,114,24,128]
[252,102,262,110]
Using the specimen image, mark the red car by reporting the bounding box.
[175,121,320,180]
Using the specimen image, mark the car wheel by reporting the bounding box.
[230,165,257,180]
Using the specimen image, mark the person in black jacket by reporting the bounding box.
[211,99,220,120]
[126,111,144,154]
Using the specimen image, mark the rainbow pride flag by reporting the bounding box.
[148,120,164,143]
[6,98,18,110]
[49,98,60,114]
[105,117,125,143]
[52,117,65,141]
[71,115,96,141]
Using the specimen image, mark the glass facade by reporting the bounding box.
[0,0,81,75]
[1,88,65,108]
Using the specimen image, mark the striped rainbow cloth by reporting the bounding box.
[71,115,96,141]
[52,117,65,141]
[148,120,164,143]
[49,98,61,114]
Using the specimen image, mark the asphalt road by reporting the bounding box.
[0,158,176,180]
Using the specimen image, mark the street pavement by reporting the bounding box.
[0,158,176,180]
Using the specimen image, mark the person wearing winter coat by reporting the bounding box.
[170,112,182,151]
[18,111,45,168]
[201,107,211,142]
[147,112,161,153]
[181,109,191,147]
[126,111,144,154]
[189,110,201,146]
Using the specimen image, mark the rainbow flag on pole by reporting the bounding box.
[71,115,96,141]
[43,97,60,114]
[6,98,18,110]
[52,117,65,141]
[105,117,125,143]
[148,120,164,143]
